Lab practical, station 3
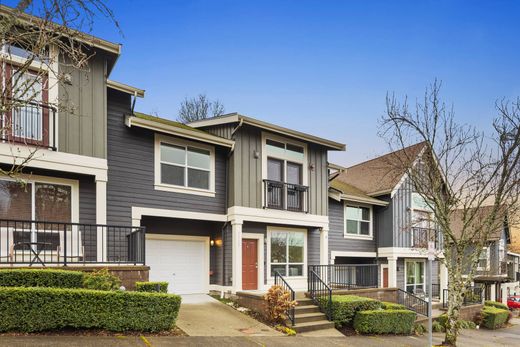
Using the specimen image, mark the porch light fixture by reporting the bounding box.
[210,239,215,246]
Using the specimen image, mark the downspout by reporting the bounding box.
[131,91,137,114]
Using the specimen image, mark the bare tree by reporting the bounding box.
[0,1,119,179]
[177,94,225,123]
[379,81,520,346]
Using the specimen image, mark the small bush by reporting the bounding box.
[354,309,416,334]
[458,320,477,329]
[83,268,121,291]
[484,300,509,310]
[0,269,84,288]
[432,320,445,332]
[381,301,406,310]
[436,314,476,330]
[413,322,427,335]
[481,306,509,329]
[320,295,382,328]
[0,286,181,332]
[263,285,297,324]
[135,281,168,293]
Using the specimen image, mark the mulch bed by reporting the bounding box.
[0,326,187,337]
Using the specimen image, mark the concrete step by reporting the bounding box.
[294,305,321,314]
[292,320,335,333]
[294,312,327,324]
[295,291,307,299]
[296,298,314,306]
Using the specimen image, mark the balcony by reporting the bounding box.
[0,219,145,266]
[1,99,57,150]
[411,227,440,250]
[263,179,308,213]
[475,261,508,278]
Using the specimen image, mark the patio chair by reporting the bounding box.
[0,242,14,266]
[57,226,84,263]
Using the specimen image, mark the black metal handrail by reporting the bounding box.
[1,98,57,151]
[308,269,333,321]
[397,289,429,316]
[411,227,439,249]
[0,219,145,265]
[442,286,483,309]
[308,264,378,289]
[263,179,309,213]
[274,270,296,326]
[428,283,440,299]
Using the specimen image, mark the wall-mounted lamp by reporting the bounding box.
[309,163,315,171]
[253,150,260,159]
[210,239,215,246]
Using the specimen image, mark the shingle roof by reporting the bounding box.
[450,206,509,242]
[334,142,427,196]
[330,180,387,206]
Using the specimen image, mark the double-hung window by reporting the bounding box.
[155,135,215,196]
[269,230,305,277]
[345,205,372,238]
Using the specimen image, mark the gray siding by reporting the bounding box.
[308,144,328,216]
[106,89,228,226]
[392,176,413,247]
[203,124,235,140]
[374,195,393,248]
[58,52,108,158]
[328,198,377,259]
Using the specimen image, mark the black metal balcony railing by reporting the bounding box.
[411,227,440,249]
[0,219,145,266]
[308,264,379,289]
[263,179,309,213]
[1,99,57,151]
[476,261,508,277]
[442,286,483,308]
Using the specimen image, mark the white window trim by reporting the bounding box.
[344,202,373,240]
[404,259,426,292]
[154,133,216,197]
[266,226,307,279]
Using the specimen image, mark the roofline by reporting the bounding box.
[508,251,520,258]
[328,188,389,206]
[107,80,145,98]
[367,189,392,197]
[328,162,347,171]
[0,5,121,55]
[125,115,235,148]
[189,113,346,151]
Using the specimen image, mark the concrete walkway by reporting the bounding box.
[176,294,281,336]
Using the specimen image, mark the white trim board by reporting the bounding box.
[227,206,328,228]
[378,247,444,259]
[132,207,227,223]
[242,232,265,291]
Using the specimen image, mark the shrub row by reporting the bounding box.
[381,301,406,310]
[353,309,416,334]
[481,306,509,330]
[0,286,181,332]
[321,295,382,328]
[0,269,84,288]
[135,281,169,293]
[484,300,508,310]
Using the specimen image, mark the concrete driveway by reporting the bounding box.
[176,294,281,336]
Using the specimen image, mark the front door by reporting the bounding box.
[242,239,258,290]
[383,267,389,288]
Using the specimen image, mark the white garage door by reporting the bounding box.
[146,237,208,294]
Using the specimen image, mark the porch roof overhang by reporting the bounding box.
[473,275,510,283]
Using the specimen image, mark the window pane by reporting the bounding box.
[346,220,358,234]
[270,232,287,263]
[161,164,184,186]
[406,263,415,284]
[266,139,286,157]
[417,262,424,284]
[161,143,185,165]
[187,168,210,190]
[346,206,359,220]
[286,144,304,161]
[360,221,370,235]
[288,232,304,262]
[0,180,32,220]
[271,264,286,277]
[361,207,370,221]
[267,158,284,182]
[286,162,302,185]
[35,183,71,222]
[187,147,210,169]
[288,265,303,277]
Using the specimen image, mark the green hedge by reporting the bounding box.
[354,309,417,334]
[481,306,509,330]
[381,301,406,310]
[0,269,84,288]
[484,300,509,310]
[135,281,168,293]
[0,286,181,332]
[320,295,382,328]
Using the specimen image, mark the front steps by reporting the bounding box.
[289,297,335,333]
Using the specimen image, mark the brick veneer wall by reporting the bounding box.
[234,292,269,319]
[60,266,149,290]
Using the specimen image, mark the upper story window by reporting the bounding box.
[154,134,215,197]
[344,204,372,239]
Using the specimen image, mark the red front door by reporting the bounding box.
[242,239,258,290]
[383,268,389,288]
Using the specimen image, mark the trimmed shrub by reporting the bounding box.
[320,295,382,328]
[481,306,509,329]
[432,320,445,332]
[354,309,416,334]
[0,286,181,332]
[381,301,406,310]
[484,300,509,310]
[0,269,84,288]
[135,281,168,293]
[83,268,121,291]
[436,314,476,330]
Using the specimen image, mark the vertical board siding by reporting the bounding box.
[393,176,413,247]
[224,224,233,286]
[58,53,107,158]
[203,124,235,139]
[328,199,377,259]
[307,228,321,266]
[106,89,227,226]
[374,195,393,247]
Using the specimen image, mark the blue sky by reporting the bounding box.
[17,0,520,165]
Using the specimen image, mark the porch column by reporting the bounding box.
[490,284,496,301]
[231,220,243,293]
[320,226,329,265]
[388,256,398,288]
[96,179,107,262]
[439,261,448,303]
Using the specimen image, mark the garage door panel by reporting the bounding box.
[146,237,208,295]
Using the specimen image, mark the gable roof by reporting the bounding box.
[450,206,510,243]
[329,180,388,206]
[334,142,427,196]
[125,112,234,148]
[188,113,345,151]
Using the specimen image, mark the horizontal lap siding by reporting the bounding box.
[106,89,227,226]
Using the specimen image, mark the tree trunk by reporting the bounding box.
[443,267,465,346]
